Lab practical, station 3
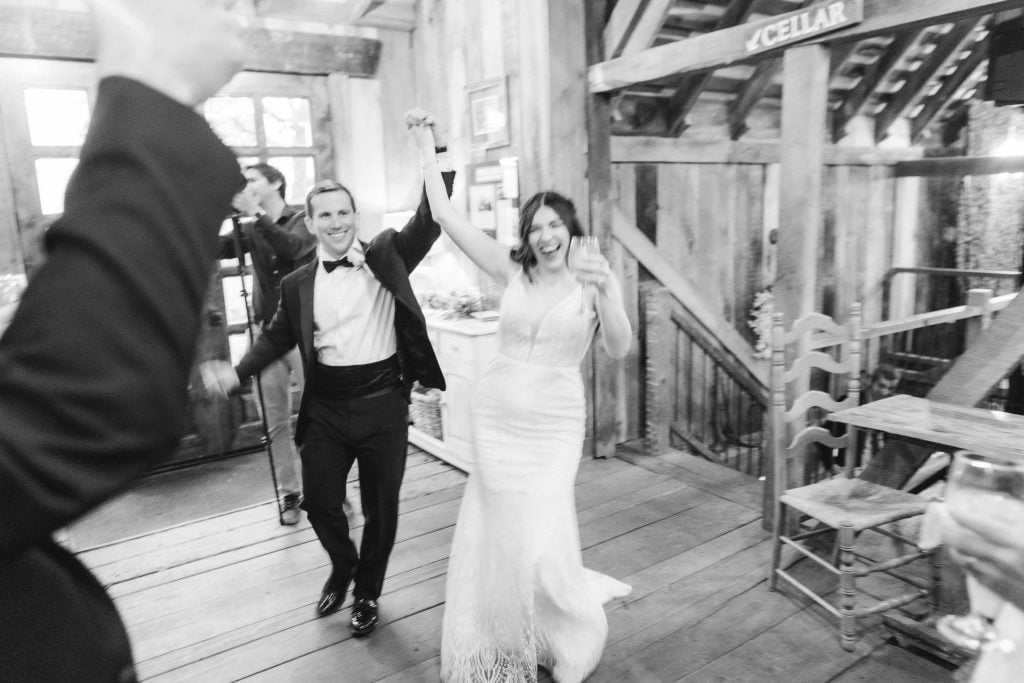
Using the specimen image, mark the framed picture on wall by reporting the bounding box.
[468,77,510,149]
[468,183,498,231]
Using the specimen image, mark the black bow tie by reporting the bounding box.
[323,257,354,273]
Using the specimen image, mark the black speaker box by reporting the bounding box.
[986,20,1024,105]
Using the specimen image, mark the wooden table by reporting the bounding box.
[828,393,1024,668]
[828,393,1024,462]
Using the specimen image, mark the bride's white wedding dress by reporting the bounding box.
[440,271,631,683]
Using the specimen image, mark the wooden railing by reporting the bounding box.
[642,283,769,475]
[613,209,769,475]
[862,288,1016,403]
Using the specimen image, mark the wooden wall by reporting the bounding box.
[612,156,908,343]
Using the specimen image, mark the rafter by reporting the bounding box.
[604,0,645,59]
[874,17,986,143]
[663,0,760,136]
[727,57,783,140]
[0,5,382,75]
[910,35,989,142]
[608,0,676,58]
[830,29,925,141]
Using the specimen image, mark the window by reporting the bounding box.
[202,88,322,364]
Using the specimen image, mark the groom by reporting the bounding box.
[203,139,453,637]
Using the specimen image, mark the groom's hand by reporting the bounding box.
[200,360,241,398]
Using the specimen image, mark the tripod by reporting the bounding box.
[230,214,287,526]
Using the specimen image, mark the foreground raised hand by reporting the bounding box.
[87,0,244,107]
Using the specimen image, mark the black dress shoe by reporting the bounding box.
[316,572,349,617]
[349,598,378,637]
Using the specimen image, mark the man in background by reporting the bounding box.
[226,163,315,524]
[0,1,243,679]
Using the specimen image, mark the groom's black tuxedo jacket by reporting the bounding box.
[0,78,238,681]
[235,171,455,446]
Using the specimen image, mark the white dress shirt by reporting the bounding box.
[313,245,397,366]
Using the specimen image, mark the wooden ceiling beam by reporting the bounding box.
[873,18,986,143]
[895,155,1024,176]
[727,58,782,139]
[830,28,924,141]
[606,0,676,58]
[0,6,381,76]
[910,36,988,142]
[663,0,760,136]
[610,135,924,164]
[605,0,645,59]
[589,0,1020,93]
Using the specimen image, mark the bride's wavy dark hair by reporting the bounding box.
[509,191,585,280]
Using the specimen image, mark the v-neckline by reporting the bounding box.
[518,271,580,352]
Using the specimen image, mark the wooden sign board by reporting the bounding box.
[743,0,863,57]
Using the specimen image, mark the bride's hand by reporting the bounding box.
[408,121,435,152]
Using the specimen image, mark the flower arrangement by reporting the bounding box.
[420,289,487,319]
[748,287,774,359]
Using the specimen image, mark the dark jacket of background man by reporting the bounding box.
[220,205,316,326]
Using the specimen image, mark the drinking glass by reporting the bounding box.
[567,235,600,313]
[936,451,1024,653]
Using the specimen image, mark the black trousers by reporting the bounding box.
[299,388,409,600]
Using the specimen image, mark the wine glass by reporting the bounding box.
[567,235,600,313]
[936,451,1024,653]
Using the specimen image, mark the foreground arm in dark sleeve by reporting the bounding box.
[0,77,239,557]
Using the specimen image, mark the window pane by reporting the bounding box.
[262,97,312,147]
[221,273,254,326]
[35,158,78,214]
[24,88,90,146]
[204,97,257,147]
[268,156,315,206]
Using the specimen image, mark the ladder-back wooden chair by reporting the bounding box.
[767,303,940,651]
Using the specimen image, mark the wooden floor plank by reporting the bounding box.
[675,605,884,683]
[97,475,465,593]
[83,447,945,682]
[583,497,762,578]
[617,449,764,511]
[828,639,955,682]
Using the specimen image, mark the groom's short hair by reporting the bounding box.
[305,180,357,215]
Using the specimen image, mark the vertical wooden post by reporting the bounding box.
[327,73,388,231]
[965,288,993,348]
[766,44,829,523]
[643,283,672,455]
[584,0,628,457]
[518,0,626,457]
[890,176,921,319]
[515,0,588,209]
[774,44,830,327]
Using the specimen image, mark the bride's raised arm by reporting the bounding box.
[407,115,514,286]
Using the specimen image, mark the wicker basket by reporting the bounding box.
[410,386,443,440]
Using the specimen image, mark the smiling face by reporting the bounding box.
[305,188,358,259]
[526,205,572,275]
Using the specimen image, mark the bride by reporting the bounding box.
[407,113,633,682]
